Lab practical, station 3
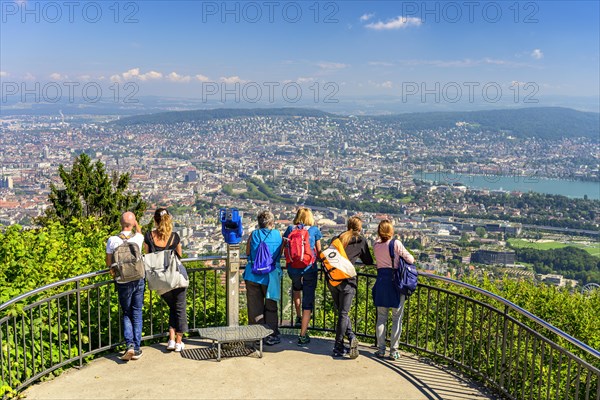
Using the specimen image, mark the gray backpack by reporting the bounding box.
[111,233,145,283]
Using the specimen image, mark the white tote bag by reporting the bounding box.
[143,250,188,295]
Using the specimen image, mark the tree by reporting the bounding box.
[38,153,146,231]
[475,227,487,238]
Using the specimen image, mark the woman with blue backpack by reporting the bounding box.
[283,207,322,346]
[372,219,415,361]
[244,210,283,345]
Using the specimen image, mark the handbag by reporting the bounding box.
[143,233,189,295]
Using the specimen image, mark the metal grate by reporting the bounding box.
[180,345,254,361]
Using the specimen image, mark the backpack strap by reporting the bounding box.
[118,232,133,241]
[388,239,396,269]
[148,231,175,252]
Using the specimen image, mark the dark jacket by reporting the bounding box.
[335,235,373,287]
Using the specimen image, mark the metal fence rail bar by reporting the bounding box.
[1,255,599,400]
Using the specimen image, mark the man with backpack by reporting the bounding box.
[243,210,283,345]
[106,211,145,361]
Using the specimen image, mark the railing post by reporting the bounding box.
[499,305,509,390]
[76,281,83,368]
[226,244,240,327]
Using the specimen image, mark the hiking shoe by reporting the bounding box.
[389,351,401,361]
[265,335,281,346]
[120,345,134,361]
[294,316,302,327]
[166,340,176,351]
[348,337,359,359]
[131,350,143,360]
[297,334,310,346]
[174,342,185,352]
[374,349,386,359]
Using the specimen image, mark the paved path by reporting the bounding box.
[24,336,500,400]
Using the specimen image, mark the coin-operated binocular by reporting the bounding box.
[219,208,243,244]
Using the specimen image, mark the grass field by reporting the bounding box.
[508,239,600,258]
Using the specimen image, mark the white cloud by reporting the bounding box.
[78,75,92,81]
[317,62,348,70]
[220,76,246,84]
[166,72,191,83]
[360,13,374,22]
[0,71,8,77]
[365,16,422,30]
[369,80,394,88]
[23,72,36,81]
[396,58,537,69]
[49,72,67,80]
[297,77,315,83]
[368,61,394,67]
[195,74,210,82]
[111,68,163,82]
[531,49,544,60]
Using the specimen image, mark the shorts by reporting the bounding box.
[290,267,318,311]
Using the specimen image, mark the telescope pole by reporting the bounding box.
[226,243,240,326]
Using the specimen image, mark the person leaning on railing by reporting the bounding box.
[283,207,322,346]
[105,211,145,361]
[372,219,415,361]
[328,215,374,359]
[143,208,187,352]
[243,210,283,345]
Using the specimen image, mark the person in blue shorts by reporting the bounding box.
[283,207,322,346]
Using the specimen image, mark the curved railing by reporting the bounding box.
[1,256,599,400]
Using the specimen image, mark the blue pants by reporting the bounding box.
[116,279,145,351]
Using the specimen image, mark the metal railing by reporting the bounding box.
[1,255,599,400]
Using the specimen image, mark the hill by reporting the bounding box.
[373,107,599,139]
[110,106,598,139]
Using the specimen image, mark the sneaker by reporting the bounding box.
[166,340,176,351]
[265,335,281,346]
[131,350,143,360]
[348,337,359,359]
[294,316,302,327]
[120,345,134,361]
[174,342,185,352]
[332,347,348,357]
[374,349,386,359]
[297,334,310,346]
[389,351,401,361]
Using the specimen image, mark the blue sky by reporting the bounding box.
[1,1,599,109]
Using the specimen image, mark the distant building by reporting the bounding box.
[0,177,14,189]
[471,249,516,265]
[184,170,198,182]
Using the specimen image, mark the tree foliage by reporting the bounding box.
[38,153,146,231]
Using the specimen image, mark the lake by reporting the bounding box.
[415,172,600,200]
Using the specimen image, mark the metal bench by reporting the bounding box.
[196,325,274,361]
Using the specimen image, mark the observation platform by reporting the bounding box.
[23,335,497,400]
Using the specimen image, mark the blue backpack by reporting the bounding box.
[389,239,418,297]
[251,230,274,275]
